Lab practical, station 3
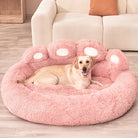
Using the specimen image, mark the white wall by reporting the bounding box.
[26,0,42,15]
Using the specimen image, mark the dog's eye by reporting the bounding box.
[79,61,82,64]
[86,61,89,63]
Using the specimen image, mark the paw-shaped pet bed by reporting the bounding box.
[1,40,137,126]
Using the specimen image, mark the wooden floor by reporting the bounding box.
[0,18,138,138]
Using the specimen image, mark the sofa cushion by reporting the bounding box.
[53,13,102,43]
[56,0,126,14]
[103,14,138,50]
[127,0,138,14]
[118,0,126,14]
[89,0,119,16]
[57,0,90,14]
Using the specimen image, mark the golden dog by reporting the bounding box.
[21,56,103,89]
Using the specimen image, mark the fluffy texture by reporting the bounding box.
[1,40,137,126]
[77,40,107,62]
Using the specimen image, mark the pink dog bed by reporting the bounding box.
[1,40,137,126]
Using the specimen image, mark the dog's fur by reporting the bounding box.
[19,56,103,89]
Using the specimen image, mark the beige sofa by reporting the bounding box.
[31,0,138,50]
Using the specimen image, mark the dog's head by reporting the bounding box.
[73,56,95,77]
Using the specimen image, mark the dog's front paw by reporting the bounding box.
[91,80,104,87]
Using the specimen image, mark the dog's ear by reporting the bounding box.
[90,56,95,67]
[73,57,79,69]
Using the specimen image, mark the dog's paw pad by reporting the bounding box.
[33,52,43,59]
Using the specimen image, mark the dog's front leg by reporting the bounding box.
[91,80,104,87]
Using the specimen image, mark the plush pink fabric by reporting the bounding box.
[77,40,107,62]
[47,40,76,60]
[22,46,48,63]
[1,40,137,126]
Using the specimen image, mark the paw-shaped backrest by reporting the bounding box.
[21,40,129,81]
[21,40,108,70]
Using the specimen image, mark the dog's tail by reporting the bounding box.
[17,79,29,85]
[17,76,34,85]
[17,79,25,84]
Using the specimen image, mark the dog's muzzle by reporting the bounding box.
[82,67,88,77]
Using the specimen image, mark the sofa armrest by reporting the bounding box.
[31,0,57,46]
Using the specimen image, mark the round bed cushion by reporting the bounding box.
[1,40,137,126]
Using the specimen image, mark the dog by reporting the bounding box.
[18,56,103,89]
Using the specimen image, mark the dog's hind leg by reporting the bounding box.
[33,74,59,86]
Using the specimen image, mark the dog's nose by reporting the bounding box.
[82,67,87,72]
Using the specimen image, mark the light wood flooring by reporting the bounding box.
[0,18,138,138]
